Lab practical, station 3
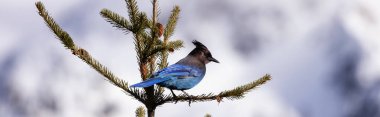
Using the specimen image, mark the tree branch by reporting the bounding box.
[135,106,146,117]
[157,74,271,105]
[100,9,132,33]
[37,1,272,116]
[125,0,139,32]
[36,2,74,50]
[163,6,180,40]
[35,1,134,99]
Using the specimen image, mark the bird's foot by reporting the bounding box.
[170,89,179,104]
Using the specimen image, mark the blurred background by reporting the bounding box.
[1,0,380,117]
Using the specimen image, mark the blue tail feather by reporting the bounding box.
[130,77,171,87]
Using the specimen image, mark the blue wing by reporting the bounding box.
[154,64,202,79]
[130,77,171,87]
[130,64,203,88]
[157,64,205,90]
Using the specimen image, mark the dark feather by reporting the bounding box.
[192,40,207,48]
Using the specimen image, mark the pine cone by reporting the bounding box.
[156,23,164,37]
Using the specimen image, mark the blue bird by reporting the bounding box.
[130,40,219,97]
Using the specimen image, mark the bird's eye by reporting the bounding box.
[206,53,212,57]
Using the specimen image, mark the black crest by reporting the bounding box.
[192,40,207,49]
[189,40,209,56]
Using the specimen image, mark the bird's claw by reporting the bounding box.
[170,89,179,104]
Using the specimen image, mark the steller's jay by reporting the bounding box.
[130,40,219,98]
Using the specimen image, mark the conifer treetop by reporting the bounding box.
[35,1,271,117]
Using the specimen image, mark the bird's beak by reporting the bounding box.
[209,57,220,63]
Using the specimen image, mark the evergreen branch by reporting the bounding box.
[126,88,146,104]
[142,46,163,63]
[100,9,132,33]
[157,40,183,68]
[135,106,146,117]
[136,12,149,32]
[153,85,166,99]
[136,12,149,48]
[159,74,271,105]
[35,1,132,97]
[149,0,159,42]
[125,0,139,32]
[151,0,158,24]
[163,6,180,40]
[219,74,271,99]
[134,12,149,64]
[134,31,151,64]
[38,0,272,116]
[158,6,181,69]
[147,0,161,75]
[141,30,153,43]
[167,40,184,51]
[35,2,74,50]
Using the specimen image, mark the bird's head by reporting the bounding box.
[188,40,219,64]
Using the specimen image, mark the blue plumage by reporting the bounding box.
[130,77,171,87]
[130,40,219,97]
